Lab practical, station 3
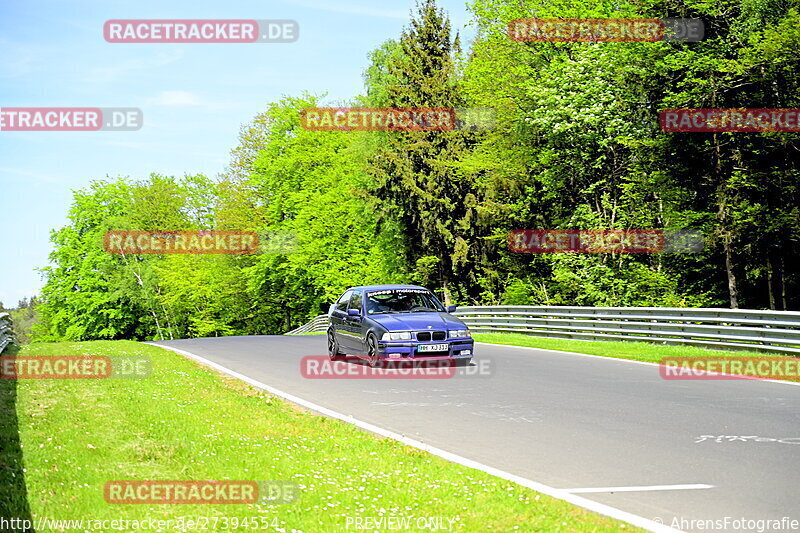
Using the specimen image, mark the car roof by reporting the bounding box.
[350,284,431,292]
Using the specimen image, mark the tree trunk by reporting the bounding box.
[284,307,292,333]
[779,254,787,310]
[713,133,739,309]
[724,238,739,309]
[442,280,452,306]
[766,253,776,310]
[150,310,164,341]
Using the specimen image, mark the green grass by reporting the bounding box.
[1,341,640,532]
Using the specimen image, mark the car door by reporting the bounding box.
[330,290,353,350]
[345,290,367,354]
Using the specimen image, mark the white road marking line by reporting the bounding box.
[476,342,800,387]
[564,484,714,494]
[153,343,685,533]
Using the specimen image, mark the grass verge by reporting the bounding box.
[2,341,641,532]
[472,332,783,363]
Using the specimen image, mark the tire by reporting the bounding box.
[328,329,345,361]
[455,357,472,367]
[366,334,380,368]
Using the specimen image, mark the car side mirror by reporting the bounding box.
[347,308,360,317]
[447,305,456,313]
[319,302,331,314]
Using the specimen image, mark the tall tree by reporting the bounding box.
[368,0,484,304]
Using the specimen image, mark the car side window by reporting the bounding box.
[348,290,363,313]
[335,290,353,312]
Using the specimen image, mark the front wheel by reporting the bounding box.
[366,334,380,367]
[328,329,344,361]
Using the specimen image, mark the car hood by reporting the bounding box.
[370,312,466,331]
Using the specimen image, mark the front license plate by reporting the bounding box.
[418,343,448,352]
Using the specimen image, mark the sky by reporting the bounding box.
[0,0,475,309]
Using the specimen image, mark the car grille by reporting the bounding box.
[417,331,446,342]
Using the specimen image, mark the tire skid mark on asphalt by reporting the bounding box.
[562,484,714,494]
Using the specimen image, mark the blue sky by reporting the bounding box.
[0,0,474,308]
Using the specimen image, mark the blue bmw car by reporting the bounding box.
[326,285,474,366]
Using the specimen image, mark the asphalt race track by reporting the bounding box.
[151,335,800,532]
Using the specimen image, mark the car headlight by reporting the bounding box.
[448,329,471,338]
[381,331,412,341]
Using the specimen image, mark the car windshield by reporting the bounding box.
[365,289,444,315]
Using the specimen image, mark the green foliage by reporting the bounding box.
[8,297,40,345]
[461,0,800,309]
[34,0,800,341]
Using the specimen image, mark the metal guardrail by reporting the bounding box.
[0,312,15,354]
[286,314,329,335]
[286,306,800,355]
[454,306,800,355]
